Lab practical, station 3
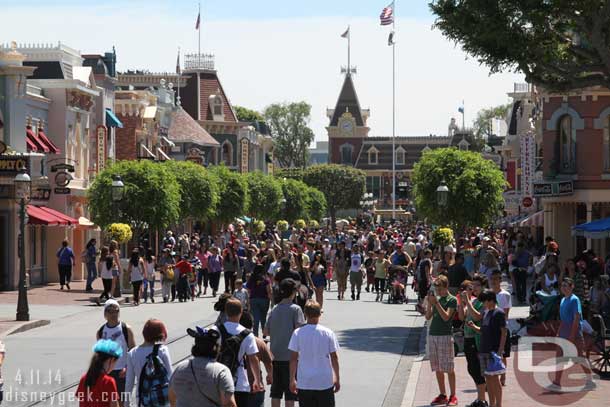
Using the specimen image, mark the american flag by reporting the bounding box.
[380,2,394,26]
[195,12,200,30]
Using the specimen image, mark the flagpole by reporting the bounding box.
[198,1,201,65]
[177,47,181,107]
[348,25,351,73]
[391,1,396,220]
[462,99,465,130]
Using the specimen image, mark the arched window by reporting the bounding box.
[396,146,406,165]
[221,141,233,166]
[340,144,353,165]
[558,115,575,173]
[368,146,378,165]
[209,95,223,119]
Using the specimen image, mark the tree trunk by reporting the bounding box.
[331,208,337,232]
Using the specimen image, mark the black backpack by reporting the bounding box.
[97,322,128,343]
[138,344,170,407]
[216,324,250,382]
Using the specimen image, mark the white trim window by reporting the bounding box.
[395,146,406,165]
[368,146,379,165]
[209,95,224,121]
[558,115,576,173]
[221,141,233,166]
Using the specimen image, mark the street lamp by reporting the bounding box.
[111,175,124,298]
[15,172,31,321]
[436,180,449,208]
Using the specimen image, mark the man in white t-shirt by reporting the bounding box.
[289,300,340,407]
[349,245,364,300]
[215,297,263,407]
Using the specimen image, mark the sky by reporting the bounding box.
[0,0,523,142]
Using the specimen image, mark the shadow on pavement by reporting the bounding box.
[337,326,410,354]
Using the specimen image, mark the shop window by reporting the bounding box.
[221,141,233,166]
[559,115,576,173]
[340,144,353,165]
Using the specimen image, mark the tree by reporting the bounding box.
[162,161,219,221]
[302,164,366,227]
[263,102,315,168]
[208,165,249,224]
[280,178,309,223]
[234,105,264,123]
[473,104,511,139]
[246,172,283,221]
[429,1,610,91]
[412,148,506,229]
[88,160,180,231]
[305,186,327,221]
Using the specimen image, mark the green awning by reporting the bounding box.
[105,109,123,128]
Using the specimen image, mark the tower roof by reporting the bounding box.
[330,74,364,126]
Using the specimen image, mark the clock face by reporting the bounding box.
[341,121,353,133]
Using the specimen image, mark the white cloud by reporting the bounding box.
[0,7,522,142]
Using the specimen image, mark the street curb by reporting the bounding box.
[400,320,429,407]
[2,319,50,337]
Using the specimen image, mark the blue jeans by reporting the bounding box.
[85,262,97,290]
[143,279,155,301]
[250,297,270,337]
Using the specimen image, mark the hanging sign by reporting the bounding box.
[96,125,107,173]
[240,138,249,173]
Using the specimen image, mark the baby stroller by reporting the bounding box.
[386,265,408,304]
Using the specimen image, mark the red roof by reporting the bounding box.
[27,205,78,226]
[37,130,61,154]
[168,108,219,146]
[26,127,50,153]
[199,72,237,122]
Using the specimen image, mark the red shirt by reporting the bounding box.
[175,260,192,276]
[76,373,118,407]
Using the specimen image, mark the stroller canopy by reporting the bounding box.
[572,217,610,239]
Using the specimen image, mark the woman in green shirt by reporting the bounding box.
[458,274,487,407]
[374,250,390,302]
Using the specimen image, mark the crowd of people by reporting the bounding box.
[63,219,609,407]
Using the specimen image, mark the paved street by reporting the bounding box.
[1,282,424,407]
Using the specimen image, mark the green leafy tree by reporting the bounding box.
[303,164,365,228]
[263,102,315,168]
[88,160,180,231]
[276,168,304,181]
[280,178,309,223]
[429,1,610,91]
[412,148,506,229]
[234,105,264,123]
[473,104,511,139]
[208,165,249,223]
[305,186,327,221]
[162,161,219,221]
[246,172,283,221]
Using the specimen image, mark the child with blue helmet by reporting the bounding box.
[75,339,123,407]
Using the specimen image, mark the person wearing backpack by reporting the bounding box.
[169,326,236,407]
[125,319,172,407]
[97,299,136,407]
[215,297,263,407]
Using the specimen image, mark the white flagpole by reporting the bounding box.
[198,1,201,65]
[177,47,181,107]
[348,26,351,73]
[392,1,396,220]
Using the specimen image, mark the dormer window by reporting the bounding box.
[368,146,379,165]
[209,95,223,120]
[396,146,406,165]
[458,138,470,151]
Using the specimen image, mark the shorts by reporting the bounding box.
[297,387,335,407]
[270,361,298,401]
[109,369,126,401]
[349,272,363,286]
[312,274,326,288]
[112,269,119,278]
[478,353,506,376]
[428,335,454,372]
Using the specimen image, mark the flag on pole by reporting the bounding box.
[388,31,395,46]
[195,12,201,29]
[341,26,350,38]
[380,2,394,26]
[176,48,181,75]
[458,106,464,114]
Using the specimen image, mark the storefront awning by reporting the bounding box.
[26,127,50,153]
[572,217,610,239]
[157,147,171,161]
[518,210,543,227]
[37,129,61,154]
[27,205,79,226]
[105,108,123,128]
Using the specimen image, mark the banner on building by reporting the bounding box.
[96,125,107,174]
[520,133,535,199]
[240,138,249,173]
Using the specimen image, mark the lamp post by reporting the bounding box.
[15,172,31,321]
[436,180,449,209]
[111,175,124,298]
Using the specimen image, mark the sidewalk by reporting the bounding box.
[402,304,607,407]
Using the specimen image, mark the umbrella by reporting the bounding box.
[572,217,610,239]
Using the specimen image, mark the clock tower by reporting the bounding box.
[326,72,369,166]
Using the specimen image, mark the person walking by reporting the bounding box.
[57,239,75,290]
[169,326,236,407]
[374,250,390,302]
[98,247,114,303]
[224,246,240,294]
[333,242,350,300]
[247,265,272,337]
[84,238,98,292]
[425,275,458,406]
[310,253,327,310]
[288,300,340,407]
[349,245,364,300]
[142,249,156,303]
[158,249,174,303]
[96,300,136,407]
[127,250,144,306]
[196,246,211,297]
[109,240,121,299]
[264,279,305,407]
[125,319,172,407]
[76,340,123,407]
[208,247,223,297]
[239,312,273,407]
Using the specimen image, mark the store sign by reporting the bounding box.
[522,197,533,208]
[533,181,573,197]
[520,133,535,198]
[96,125,107,173]
[50,163,75,173]
[0,156,29,174]
[54,187,71,194]
[240,138,249,173]
[503,192,522,210]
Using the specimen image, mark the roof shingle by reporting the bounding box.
[168,108,219,146]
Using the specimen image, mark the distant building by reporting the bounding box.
[309,141,328,165]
